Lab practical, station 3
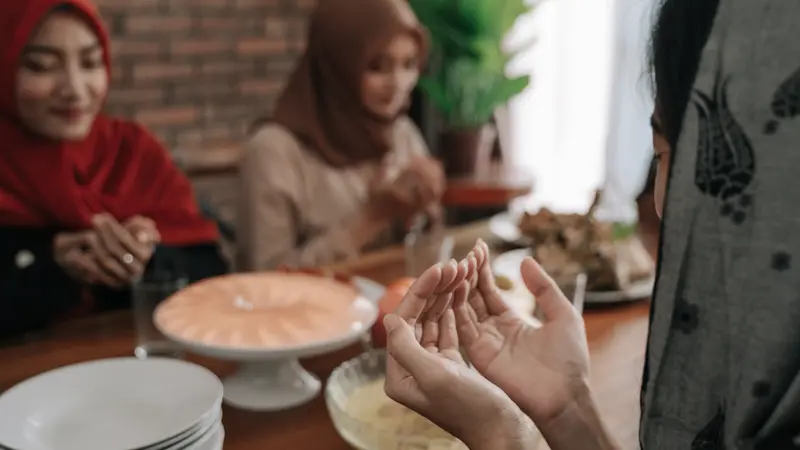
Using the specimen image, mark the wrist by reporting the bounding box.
[537,380,620,450]
[463,404,537,450]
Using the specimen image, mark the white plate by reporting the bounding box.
[492,249,654,305]
[172,418,222,450]
[488,211,526,244]
[491,248,536,314]
[192,423,223,450]
[0,358,223,450]
[145,407,220,450]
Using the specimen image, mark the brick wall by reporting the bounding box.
[95,0,314,152]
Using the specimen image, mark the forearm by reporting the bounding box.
[246,211,390,270]
[535,384,621,450]
[289,211,389,266]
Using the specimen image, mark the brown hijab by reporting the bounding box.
[269,0,428,167]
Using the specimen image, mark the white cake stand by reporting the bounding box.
[158,277,384,412]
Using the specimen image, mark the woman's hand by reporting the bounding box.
[405,155,445,209]
[123,215,161,246]
[87,214,159,286]
[366,156,445,222]
[457,240,591,427]
[53,231,118,286]
[384,261,537,450]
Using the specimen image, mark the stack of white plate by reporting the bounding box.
[0,358,224,450]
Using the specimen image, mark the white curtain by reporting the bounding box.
[501,0,657,219]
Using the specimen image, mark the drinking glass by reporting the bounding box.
[404,227,455,278]
[132,275,187,359]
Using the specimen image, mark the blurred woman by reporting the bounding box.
[238,0,445,270]
[0,0,226,338]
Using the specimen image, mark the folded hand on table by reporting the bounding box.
[383,260,536,450]
[87,213,160,287]
[53,214,160,288]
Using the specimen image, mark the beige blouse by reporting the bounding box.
[237,116,430,271]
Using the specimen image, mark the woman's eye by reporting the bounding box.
[82,58,103,70]
[22,60,52,73]
[368,57,392,73]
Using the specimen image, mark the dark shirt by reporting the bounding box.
[0,226,227,339]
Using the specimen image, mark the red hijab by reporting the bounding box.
[0,0,218,245]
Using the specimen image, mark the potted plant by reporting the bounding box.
[410,0,533,176]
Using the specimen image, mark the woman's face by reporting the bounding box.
[361,34,420,120]
[651,108,671,219]
[15,11,107,141]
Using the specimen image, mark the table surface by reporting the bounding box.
[0,221,650,450]
[442,162,534,208]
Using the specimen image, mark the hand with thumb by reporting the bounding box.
[455,239,591,427]
[383,262,537,450]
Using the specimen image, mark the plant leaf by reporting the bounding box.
[417,76,451,117]
[612,222,638,241]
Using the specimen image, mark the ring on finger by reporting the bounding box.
[122,253,134,265]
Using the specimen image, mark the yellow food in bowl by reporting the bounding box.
[345,377,466,449]
[494,274,514,291]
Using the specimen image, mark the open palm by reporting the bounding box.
[383,261,536,449]
[455,240,591,425]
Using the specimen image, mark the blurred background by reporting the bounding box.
[96,0,658,232]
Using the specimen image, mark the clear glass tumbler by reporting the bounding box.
[404,227,455,278]
[132,276,187,359]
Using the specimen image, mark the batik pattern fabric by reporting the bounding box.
[641,1,800,449]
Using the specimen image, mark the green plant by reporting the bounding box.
[611,222,637,241]
[410,0,533,128]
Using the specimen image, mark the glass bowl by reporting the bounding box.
[325,350,467,450]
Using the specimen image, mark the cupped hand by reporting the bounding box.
[456,239,591,427]
[87,214,158,286]
[384,260,536,450]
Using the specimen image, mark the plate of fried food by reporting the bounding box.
[492,194,655,304]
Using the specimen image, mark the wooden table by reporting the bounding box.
[0,222,649,450]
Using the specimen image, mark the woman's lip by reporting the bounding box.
[50,108,86,120]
